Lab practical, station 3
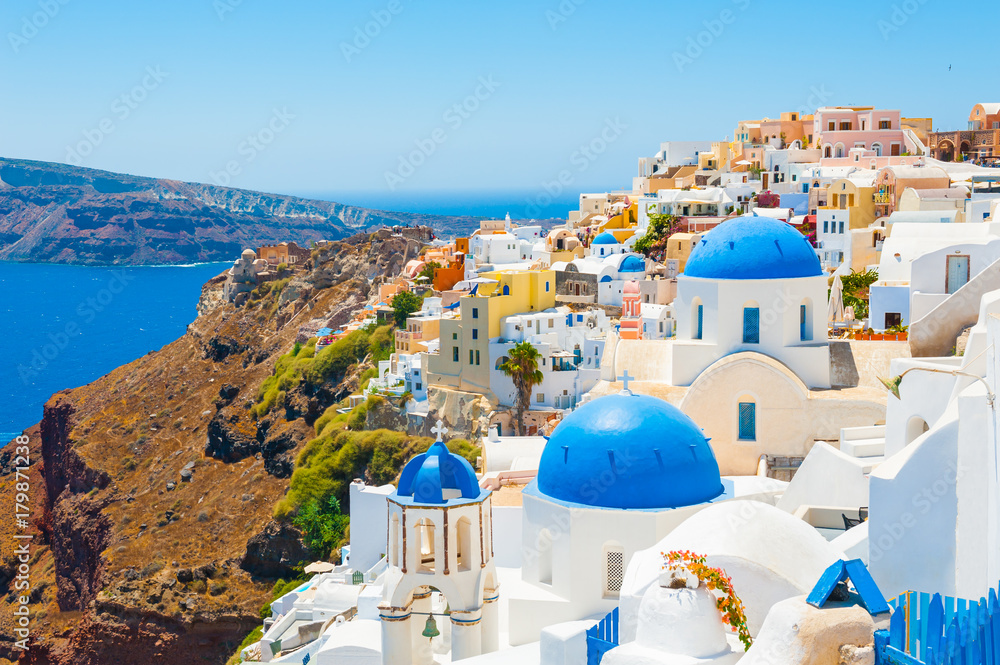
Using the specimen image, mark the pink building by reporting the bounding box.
[814,107,906,159]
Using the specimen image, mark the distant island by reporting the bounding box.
[0,158,550,265]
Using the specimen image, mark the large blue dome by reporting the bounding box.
[396,442,484,505]
[535,393,724,509]
[592,232,618,245]
[684,215,821,280]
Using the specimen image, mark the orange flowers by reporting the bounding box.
[662,550,753,651]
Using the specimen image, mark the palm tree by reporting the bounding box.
[499,342,544,436]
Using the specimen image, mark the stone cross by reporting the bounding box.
[618,370,634,395]
[431,419,448,442]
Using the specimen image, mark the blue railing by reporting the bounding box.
[876,583,1000,665]
[586,607,619,665]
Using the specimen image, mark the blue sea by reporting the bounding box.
[0,262,230,441]
[295,189,584,221]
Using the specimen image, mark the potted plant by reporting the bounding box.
[662,550,753,651]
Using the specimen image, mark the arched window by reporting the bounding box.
[415,518,436,573]
[602,542,625,597]
[872,142,883,157]
[824,145,832,158]
[502,284,510,296]
[737,396,757,441]
[537,528,553,585]
[799,298,813,341]
[389,514,400,566]
[835,143,845,158]
[691,297,703,340]
[742,304,760,344]
[456,516,472,572]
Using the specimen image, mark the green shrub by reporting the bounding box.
[293,496,350,560]
[226,626,263,665]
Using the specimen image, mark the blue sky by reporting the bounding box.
[0,0,983,208]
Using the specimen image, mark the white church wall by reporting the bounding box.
[775,442,873,515]
[492,506,523,569]
[349,481,394,574]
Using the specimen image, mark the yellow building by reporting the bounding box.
[665,232,702,272]
[426,270,556,395]
[395,315,441,354]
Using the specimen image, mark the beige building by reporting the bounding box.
[395,315,441,354]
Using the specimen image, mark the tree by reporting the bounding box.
[293,495,350,560]
[417,261,440,283]
[633,213,679,260]
[391,290,422,328]
[839,268,879,321]
[499,342,544,436]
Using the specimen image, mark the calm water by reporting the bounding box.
[297,189,583,221]
[0,262,229,439]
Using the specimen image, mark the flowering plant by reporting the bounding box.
[662,550,753,651]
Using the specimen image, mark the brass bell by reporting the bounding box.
[422,614,440,640]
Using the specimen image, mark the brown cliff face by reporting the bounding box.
[0,157,486,265]
[0,231,423,664]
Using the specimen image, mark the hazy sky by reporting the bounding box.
[0,0,985,204]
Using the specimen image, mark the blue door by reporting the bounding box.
[800,305,808,341]
[743,307,760,344]
[738,403,756,441]
[946,255,969,294]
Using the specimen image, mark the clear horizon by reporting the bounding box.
[1,0,985,201]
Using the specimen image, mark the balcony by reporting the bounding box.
[873,192,890,204]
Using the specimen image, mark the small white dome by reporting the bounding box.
[635,582,730,658]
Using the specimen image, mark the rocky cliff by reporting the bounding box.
[0,157,485,265]
[0,231,427,664]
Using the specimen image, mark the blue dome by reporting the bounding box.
[592,232,618,245]
[396,442,483,505]
[619,255,645,273]
[684,215,821,280]
[536,393,723,509]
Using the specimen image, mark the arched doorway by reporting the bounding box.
[904,416,929,445]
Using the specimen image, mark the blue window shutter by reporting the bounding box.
[743,307,760,344]
[738,402,756,440]
[696,305,703,340]
[800,305,807,341]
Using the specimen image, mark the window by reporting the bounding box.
[453,332,458,340]
[879,120,891,129]
[742,307,760,344]
[738,402,756,441]
[472,328,478,340]
[545,281,550,292]
[453,347,459,362]
[469,349,474,365]
[475,350,480,365]
[839,221,845,234]
[800,302,812,341]
[885,312,902,329]
[415,383,422,390]
[839,121,852,131]
[472,307,479,319]
[416,518,436,572]
[828,121,835,131]
[693,300,703,340]
[456,517,472,572]
[537,393,545,403]
[823,220,829,233]
[577,314,583,322]
[603,544,625,597]
[548,319,554,328]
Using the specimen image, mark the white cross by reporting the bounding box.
[618,370,634,395]
[431,419,448,442]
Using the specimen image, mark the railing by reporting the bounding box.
[875,583,1000,664]
[874,192,891,204]
[586,607,619,665]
